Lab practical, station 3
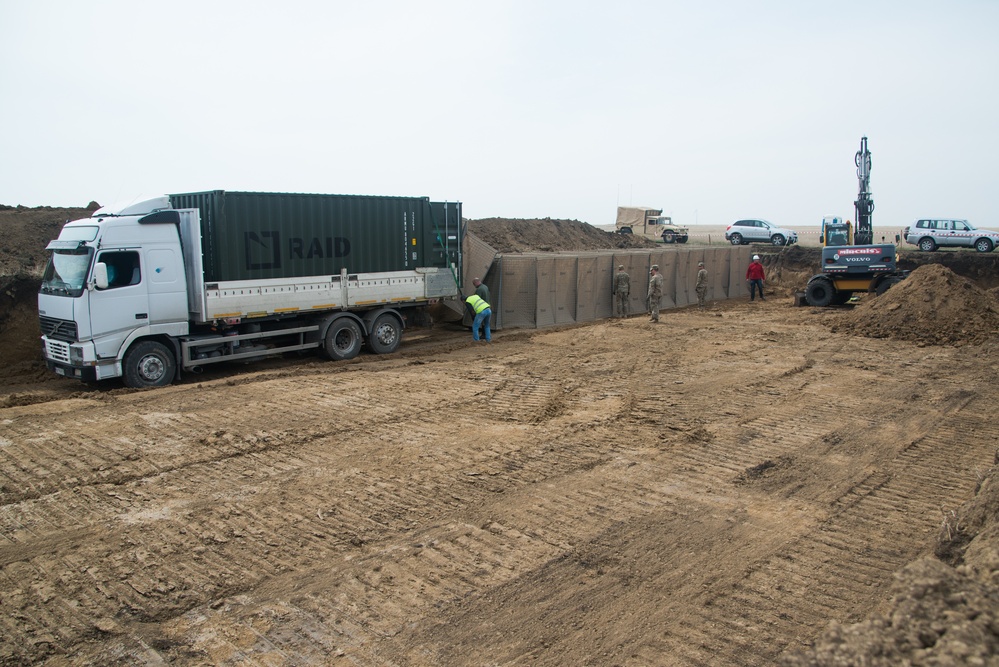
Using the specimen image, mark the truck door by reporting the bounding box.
[89,249,150,360]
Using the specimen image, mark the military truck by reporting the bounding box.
[615,206,688,244]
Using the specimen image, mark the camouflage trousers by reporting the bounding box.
[615,292,629,318]
[648,294,662,321]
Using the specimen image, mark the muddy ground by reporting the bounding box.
[1,206,999,665]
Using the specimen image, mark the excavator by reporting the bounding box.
[804,137,906,306]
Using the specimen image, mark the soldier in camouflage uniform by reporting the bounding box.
[695,261,708,309]
[648,264,664,322]
[613,265,630,318]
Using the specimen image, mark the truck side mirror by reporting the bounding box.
[94,262,109,290]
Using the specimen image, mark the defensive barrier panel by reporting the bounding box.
[461,240,760,330]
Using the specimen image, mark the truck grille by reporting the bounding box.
[45,338,71,364]
[39,316,78,343]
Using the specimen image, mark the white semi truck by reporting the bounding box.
[38,191,462,388]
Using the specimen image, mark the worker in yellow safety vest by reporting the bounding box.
[464,294,492,342]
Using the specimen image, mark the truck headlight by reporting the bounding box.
[70,345,84,364]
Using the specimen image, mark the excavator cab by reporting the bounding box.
[819,217,853,247]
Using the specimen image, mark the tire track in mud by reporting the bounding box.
[1,310,996,665]
[649,380,996,665]
[410,328,992,666]
[0,366,488,506]
[0,359,640,662]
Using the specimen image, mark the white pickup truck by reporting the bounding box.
[903,219,999,253]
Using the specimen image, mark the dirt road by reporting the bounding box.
[2,291,997,665]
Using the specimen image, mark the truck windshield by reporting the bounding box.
[40,247,94,297]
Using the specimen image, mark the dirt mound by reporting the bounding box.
[0,204,97,275]
[783,460,999,666]
[0,204,97,380]
[466,217,657,253]
[0,275,52,385]
[899,250,999,290]
[781,557,999,666]
[757,245,821,293]
[833,263,999,346]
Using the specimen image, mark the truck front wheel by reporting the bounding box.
[662,231,676,243]
[325,319,362,361]
[123,341,176,388]
[805,279,835,307]
[367,314,401,354]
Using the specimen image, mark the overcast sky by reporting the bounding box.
[2,1,997,229]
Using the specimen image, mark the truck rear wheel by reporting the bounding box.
[325,319,362,360]
[805,279,835,307]
[367,314,401,354]
[918,237,937,252]
[729,233,743,245]
[123,341,176,388]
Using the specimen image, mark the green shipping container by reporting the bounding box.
[168,191,462,283]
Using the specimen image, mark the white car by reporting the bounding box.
[903,219,999,253]
[725,219,798,246]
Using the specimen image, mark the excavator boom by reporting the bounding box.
[854,136,874,245]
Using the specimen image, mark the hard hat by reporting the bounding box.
[618,265,624,270]
[752,255,760,260]
[697,261,704,266]
[651,264,659,270]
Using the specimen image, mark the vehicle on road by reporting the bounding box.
[724,219,798,246]
[902,219,999,253]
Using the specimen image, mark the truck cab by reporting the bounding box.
[38,198,191,384]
